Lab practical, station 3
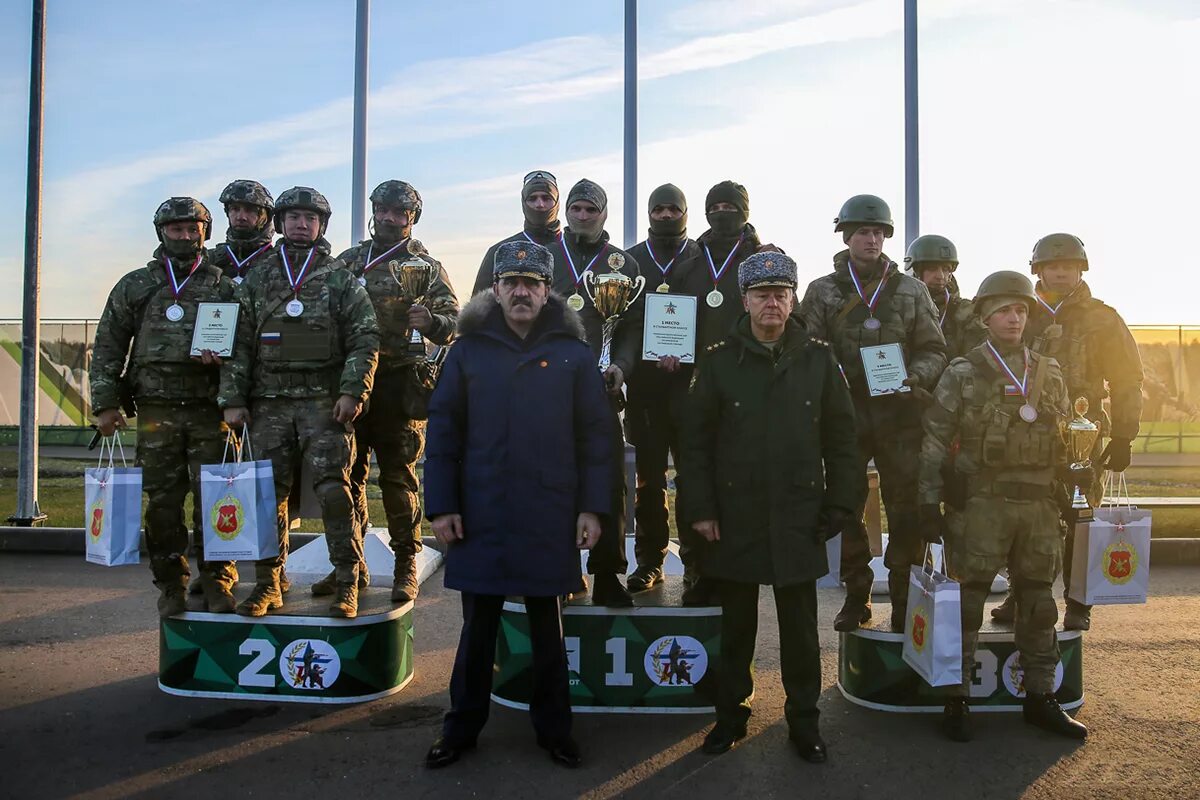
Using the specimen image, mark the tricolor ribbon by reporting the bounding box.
[648,238,689,281]
[360,238,411,280]
[1034,286,1079,319]
[560,240,609,289]
[985,341,1030,399]
[163,254,204,302]
[223,242,272,278]
[938,288,950,329]
[702,233,745,290]
[848,260,891,316]
[281,245,316,297]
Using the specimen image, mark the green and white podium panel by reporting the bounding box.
[838,624,1083,712]
[491,580,720,714]
[159,591,414,704]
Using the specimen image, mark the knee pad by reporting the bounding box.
[1013,581,1058,628]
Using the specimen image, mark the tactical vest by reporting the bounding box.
[130,266,224,402]
[251,261,345,398]
[961,348,1062,486]
[1030,304,1110,436]
[831,273,907,390]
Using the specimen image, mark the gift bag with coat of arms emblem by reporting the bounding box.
[200,427,279,561]
[84,433,142,566]
[902,549,962,687]
[1068,472,1151,606]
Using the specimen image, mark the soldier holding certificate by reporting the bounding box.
[798,195,947,632]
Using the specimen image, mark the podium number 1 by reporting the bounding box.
[604,637,634,686]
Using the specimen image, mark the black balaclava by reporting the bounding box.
[522,172,561,236]
[647,183,687,240]
[705,180,749,241]
[566,179,608,244]
[161,232,205,260]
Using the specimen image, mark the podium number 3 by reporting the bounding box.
[239,638,276,688]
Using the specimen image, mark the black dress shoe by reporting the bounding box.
[789,731,827,763]
[681,577,717,607]
[540,737,582,768]
[942,698,973,742]
[591,573,634,607]
[425,738,475,769]
[701,724,746,755]
[1023,693,1088,739]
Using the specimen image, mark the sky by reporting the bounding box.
[1,0,1197,324]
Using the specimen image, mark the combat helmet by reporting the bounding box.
[1029,233,1087,274]
[153,196,212,243]
[903,234,958,273]
[975,270,1036,319]
[370,180,422,225]
[834,194,894,238]
[219,179,274,213]
[273,186,331,237]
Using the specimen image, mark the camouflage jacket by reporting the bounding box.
[932,279,987,361]
[1026,280,1143,441]
[90,247,233,410]
[336,238,459,372]
[217,238,379,407]
[919,339,1069,505]
[799,250,947,394]
[208,233,275,285]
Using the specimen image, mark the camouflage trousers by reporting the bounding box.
[250,397,363,575]
[350,377,425,563]
[946,493,1063,696]
[135,402,232,588]
[840,397,925,602]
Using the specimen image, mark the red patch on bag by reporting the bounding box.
[911,614,926,648]
[90,506,104,539]
[216,504,240,535]
[1107,549,1132,579]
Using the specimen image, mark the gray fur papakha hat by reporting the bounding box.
[739,251,797,293]
[493,241,553,282]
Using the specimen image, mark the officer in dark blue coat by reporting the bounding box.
[423,241,613,770]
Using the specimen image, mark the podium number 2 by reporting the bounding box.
[238,638,276,688]
[604,638,634,686]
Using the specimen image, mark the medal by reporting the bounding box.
[647,238,688,293]
[286,299,305,317]
[1019,403,1039,423]
[407,238,426,256]
[281,243,316,318]
[560,240,608,307]
[567,293,585,312]
[985,340,1034,421]
[165,303,185,322]
[656,283,671,293]
[232,275,243,285]
[1035,288,1077,340]
[224,242,271,283]
[848,259,892,330]
[162,253,203,321]
[863,316,881,331]
[358,276,367,287]
[1044,323,1063,340]
[702,234,744,305]
[607,252,625,270]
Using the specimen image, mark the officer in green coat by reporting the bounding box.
[219,187,380,619]
[90,197,236,617]
[681,252,864,762]
[920,270,1087,742]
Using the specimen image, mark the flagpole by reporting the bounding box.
[350,0,370,244]
[622,0,637,249]
[904,0,919,247]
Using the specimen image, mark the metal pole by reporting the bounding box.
[350,0,369,244]
[622,0,637,250]
[12,0,47,526]
[903,0,919,248]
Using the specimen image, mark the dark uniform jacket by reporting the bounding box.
[680,316,865,586]
[933,276,987,361]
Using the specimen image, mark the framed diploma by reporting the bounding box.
[860,342,911,396]
[642,293,697,363]
[190,302,239,357]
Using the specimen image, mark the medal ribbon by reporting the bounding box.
[281,245,316,298]
[560,240,609,289]
[648,239,688,280]
[1034,285,1078,319]
[848,260,891,316]
[702,233,745,289]
[224,242,272,278]
[938,288,950,329]
[163,254,204,302]
[361,238,410,278]
[985,341,1030,398]
[522,230,562,246]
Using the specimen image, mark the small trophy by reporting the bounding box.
[391,257,437,356]
[582,269,645,370]
[1060,396,1100,520]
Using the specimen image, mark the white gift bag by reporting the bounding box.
[1069,472,1151,606]
[902,549,963,687]
[200,428,279,561]
[84,434,142,566]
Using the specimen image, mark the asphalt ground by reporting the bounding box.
[1,554,1197,800]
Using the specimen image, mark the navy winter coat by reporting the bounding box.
[424,291,613,596]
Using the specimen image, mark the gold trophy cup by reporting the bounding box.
[1060,396,1101,519]
[391,258,437,356]
[582,269,645,370]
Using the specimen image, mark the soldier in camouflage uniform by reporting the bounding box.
[219,187,380,619]
[209,180,276,284]
[919,270,1087,742]
[90,197,236,617]
[798,195,947,632]
[903,235,986,361]
[330,180,460,602]
[991,233,1144,631]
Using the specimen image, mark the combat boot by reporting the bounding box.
[278,566,291,594]
[200,571,236,614]
[888,572,909,633]
[391,552,419,602]
[942,697,973,742]
[236,565,283,617]
[681,573,717,606]
[591,572,634,607]
[157,583,187,619]
[1063,599,1091,631]
[627,564,665,593]
[834,594,871,632]
[991,593,1016,624]
[1023,693,1087,739]
[312,563,370,596]
[187,574,204,596]
[330,566,360,619]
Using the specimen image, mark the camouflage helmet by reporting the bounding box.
[834,194,894,237]
[903,234,958,273]
[975,270,1036,320]
[1029,233,1088,274]
[219,179,274,213]
[153,196,212,242]
[273,186,331,236]
[370,180,422,225]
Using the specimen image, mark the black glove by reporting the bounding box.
[1100,437,1132,473]
[818,506,853,542]
[918,503,947,545]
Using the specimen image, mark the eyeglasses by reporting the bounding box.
[523,170,557,186]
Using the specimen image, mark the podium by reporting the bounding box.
[491,576,720,714]
[838,620,1083,712]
